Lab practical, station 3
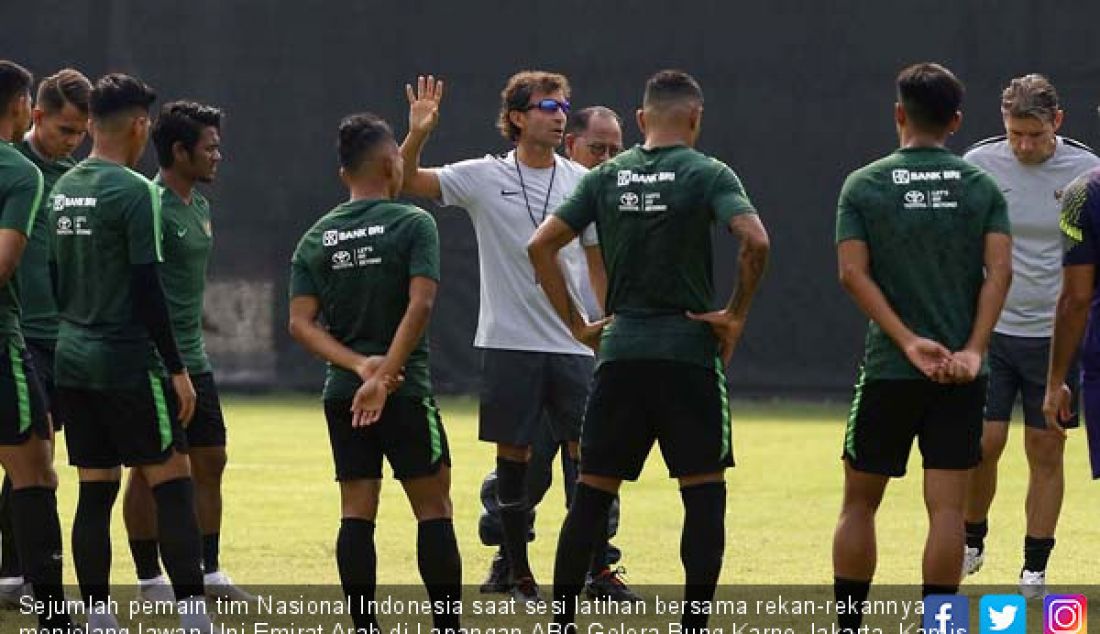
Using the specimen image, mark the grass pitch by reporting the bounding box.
[42,394,1099,587]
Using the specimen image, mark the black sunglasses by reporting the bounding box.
[519,98,571,115]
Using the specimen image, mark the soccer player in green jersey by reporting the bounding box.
[50,73,218,633]
[529,70,770,630]
[0,59,77,634]
[831,63,1011,629]
[118,100,251,603]
[0,67,90,608]
[289,113,461,633]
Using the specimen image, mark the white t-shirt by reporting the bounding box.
[965,136,1100,337]
[438,150,599,355]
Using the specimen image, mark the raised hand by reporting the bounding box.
[405,75,444,136]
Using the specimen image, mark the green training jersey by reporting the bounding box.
[50,157,165,389]
[157,175,213,374]
[17,139,75,342]
[835,146,1011,380]
[0,141,44,347]
[289,199,440,400]
[554,144,756,369]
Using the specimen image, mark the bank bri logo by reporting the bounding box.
[924,595,970,634]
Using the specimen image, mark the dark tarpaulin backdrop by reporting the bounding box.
[7,0,1100,396]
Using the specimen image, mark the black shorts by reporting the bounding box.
[24,338,60,430]
[324,395,450,481]
[58,374,188,468]
[843,373,986,477]
[580,359,734,481]
[186,372,227,448]
[478,349,593,447]
[985,333,1080,428]
[0,341,51,445]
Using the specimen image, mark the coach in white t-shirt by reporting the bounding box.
[961,74,1100,595]
[398,72,604,603]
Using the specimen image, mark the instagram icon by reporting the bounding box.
[1045,595,1087,634]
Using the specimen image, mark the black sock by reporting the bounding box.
[681,482,725,633]
[0,476,20,578]
[496,457,532,580]
[553,482,614,626]
[128,539,162,581]
[72,480,120,606]
[965,520,988,551]
[417,519,462,631]
[202,533,220,574]
[588,520,611,577]
[151,478,204,600]
[11,487,72,629]
[834,577,871,633]
[337,518,379,633]
[922,584,958,597]
[1023,535,1056,572]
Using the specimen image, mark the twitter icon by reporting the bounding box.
[981,595,1026,634]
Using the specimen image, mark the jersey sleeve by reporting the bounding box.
[408,211,441,281]
[983,184,1011,235]
[0,161,44,237]
[288,236,319,298]
[1061,172,1100,266]
[835,171,868,243]
[124,177,164,265]
[553,169,598,235]
[708,161,756,227]
[438,156,489,211]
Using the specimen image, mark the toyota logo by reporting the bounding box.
[904,190,925,204]
[332,250,351,264]
[620,192,639,206]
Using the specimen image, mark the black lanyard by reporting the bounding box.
[515,152,557,228]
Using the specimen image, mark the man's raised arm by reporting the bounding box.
[400,75,444,200]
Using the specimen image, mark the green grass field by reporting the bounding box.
[40,394,1100,586]
[3,394,1098,631]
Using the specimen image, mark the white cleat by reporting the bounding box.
[204,570,255,602]
[0,576,30,610]
[963,546,984,576]
[1020,569,1047,599]
[138,573,176,603]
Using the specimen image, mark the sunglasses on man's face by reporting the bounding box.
[520,98,571,115]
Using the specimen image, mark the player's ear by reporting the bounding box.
[636,108,646,137]
[31,106,44,128]
[338,166,350,188]
[947,111,963,136]
[1052,108,1065,133]
[508,110,525,136]
[894,102,906,128]
[564,133,577,157]
[172,140,189,166]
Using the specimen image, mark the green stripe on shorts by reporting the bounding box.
[9,342,30,433]
[715,357,731,460]
[424,397,442,463]
[844,367,867,459]
[149,373,172,451]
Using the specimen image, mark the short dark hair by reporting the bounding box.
[497,71,570,142]
[37,68,92,115]
[643,69,704,110]
[1001,73,1059,123]
[89,73,156,121]
[338,113,395,172]
[565,106,621,137]
[152,101,223,168]
[896,63,964,132]
[0,60,33,112]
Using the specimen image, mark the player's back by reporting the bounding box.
[291,198,438,398]
[836,147,1010,378]
[557,144,756,369]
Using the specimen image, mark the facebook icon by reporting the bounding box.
[924,595,970,634]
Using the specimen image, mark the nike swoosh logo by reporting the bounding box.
[1000,188,1013,194]
[176,228,188,237]
[500,190,520,196]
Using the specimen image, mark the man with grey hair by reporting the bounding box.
[963,73,1100,596]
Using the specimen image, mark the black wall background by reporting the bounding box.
[6,0,1100,396]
